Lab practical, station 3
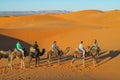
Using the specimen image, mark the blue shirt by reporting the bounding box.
[52,43,56,49]
[16,42,21,50]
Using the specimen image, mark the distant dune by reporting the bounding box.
[0,10,119,29]
[54,10,120,27]
[0,10,70,16]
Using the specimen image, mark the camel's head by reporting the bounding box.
[64,47,71,54]
[87,46,91,49]
[8,50,12,53]
[42,48,46,53]
[14,48,18,52]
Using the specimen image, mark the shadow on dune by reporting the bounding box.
[0,34,31,56]
[28,55,73,67]
[97,50,120,66]
[60,55,73,62]
[46,55,73,65]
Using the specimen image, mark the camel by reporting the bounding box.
[71,49,86,67]
[47,47,70,66]
[71,46,100,67]
[89,46,99,67]
[0,50,11,59]
[8,48,25,69]
[28,46,46,67]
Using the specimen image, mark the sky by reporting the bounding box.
[0,0,120,11]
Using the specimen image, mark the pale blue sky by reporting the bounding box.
[0,0,120,11]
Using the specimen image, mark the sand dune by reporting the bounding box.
[54,10,120,27]
[0,14,72,29]
[0,10,120,80]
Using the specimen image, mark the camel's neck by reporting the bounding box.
[63,47,70,54]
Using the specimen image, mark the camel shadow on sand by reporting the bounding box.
[29,55,73,67]
[97,49,120,66]
[0,34,31,56]
[49,55,73,65]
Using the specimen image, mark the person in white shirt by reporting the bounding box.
[78,41,85,56]
[92,40,101,54]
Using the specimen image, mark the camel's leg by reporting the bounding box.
[35,57,37,66]
[28,56,32,67]
[35,57,39,66]
[21,58,23,68]
[20,54,25,68]
[93,58,95,67]
[93,57,97,67]
[82,55,85,68]
[38,57,40,65]
[10,55,14,69]
[8,57,11,68]
[8,56,13,69]
[22,56,25,68]
[47,53,51,66]
[71,55,77,66]
[21,59,23,68]
[71,58,75,65]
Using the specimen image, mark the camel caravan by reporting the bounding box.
[0,40,101,69]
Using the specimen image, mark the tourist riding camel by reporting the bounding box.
[77,41,86,57]
[93,40,98,49]
[92,40,101,53]
[52,41,61,55]
[33,41,40,55]
[16,41,24,55]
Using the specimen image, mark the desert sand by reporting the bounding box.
[0,10,120,80]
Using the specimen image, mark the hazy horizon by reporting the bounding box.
[0,9,119,12]
[0,0,120,11]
